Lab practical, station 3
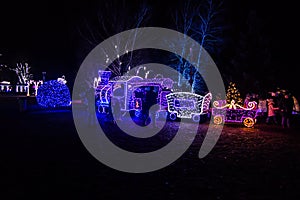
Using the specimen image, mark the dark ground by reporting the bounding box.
[1,97,300,199]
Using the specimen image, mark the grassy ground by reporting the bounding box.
[1,98,300,199]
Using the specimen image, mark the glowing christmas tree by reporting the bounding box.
[226,82,243,105]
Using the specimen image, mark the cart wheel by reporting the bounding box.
[192,114,200,122]
[213,115,223,125]
[243,117,255,128]
[169,112,177,121]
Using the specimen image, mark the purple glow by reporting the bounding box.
[95,70,212,121]
[212,100,259,127]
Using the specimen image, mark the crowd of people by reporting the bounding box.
[267,92,294,128]
[245,91,295,129]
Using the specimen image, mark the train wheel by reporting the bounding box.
[192,114,200,123]
[169,112,177,121]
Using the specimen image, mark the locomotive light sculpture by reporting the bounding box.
[95,70,212,122]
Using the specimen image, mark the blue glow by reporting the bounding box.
[36,80,71,108]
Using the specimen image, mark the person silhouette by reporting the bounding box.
[266,99,279,125]
[279,93,294,128]
[111,97,122,123]
[144,86,158,127]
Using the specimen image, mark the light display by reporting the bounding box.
[10,62,32,84]
[0,80,42,95]
[166,92,212,121]
[213,115,223,125]
[213,99,257,110]
[226,82,243,105]
[243,117,255,128]
[27,80,43,96]
[0,82,12,93]
[57,75,67,84]
[15,85,27,93]
[94,70,212,122]
[36,80,71,108]
[212,100,258,127]
[96,70,174,116]
[98,70,112,85]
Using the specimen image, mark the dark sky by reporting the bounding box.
[0,0,299,93]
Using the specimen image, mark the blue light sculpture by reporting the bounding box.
[36,80,71,108]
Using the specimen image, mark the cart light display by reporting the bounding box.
[166,92,212,119]
[36,80,71,108]
[212,100,258,127]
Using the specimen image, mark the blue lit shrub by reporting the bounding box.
[36,80,71,108]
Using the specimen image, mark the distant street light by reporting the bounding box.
[42,72,46,82]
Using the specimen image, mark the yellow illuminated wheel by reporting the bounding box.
[243,117,255,128]
[213,115,223,125]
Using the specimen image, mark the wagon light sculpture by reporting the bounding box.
[212,99,258,128]
[166,92,212,122]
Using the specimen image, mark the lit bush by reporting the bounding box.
[36,80,71,108]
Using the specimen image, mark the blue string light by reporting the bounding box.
[36,80,71,108]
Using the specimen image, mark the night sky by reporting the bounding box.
[0,0,299,95]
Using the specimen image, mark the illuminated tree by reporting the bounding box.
[192,0,224,67]
[78,0,149,77]
[168,0,224,93]
[226,82,243,104]
[168,0,196,88]
[191,71,207,95]
[10,62,33,84]
[191,0,224,94]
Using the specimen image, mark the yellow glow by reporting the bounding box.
[214,115,223,125]
[243,117,255,128]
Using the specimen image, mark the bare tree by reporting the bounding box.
[78,0,150,78]
[168,0,224,94]
[170,0,196,88]
[191,0,224,93]
[10,62,32,84]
